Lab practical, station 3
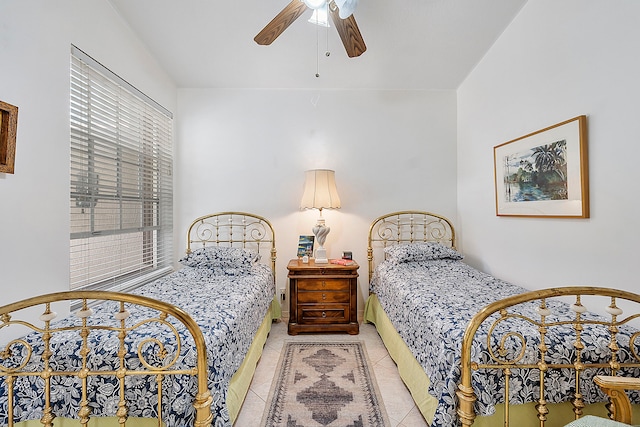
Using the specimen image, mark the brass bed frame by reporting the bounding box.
[457,287,640,426]
[366,211,640,426]
[1,211,277,426]
[0,292,213,427]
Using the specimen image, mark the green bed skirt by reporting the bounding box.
[363,294,439,422]
[363,294,639,427]
[227,298,279,421]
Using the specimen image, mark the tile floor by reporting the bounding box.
[235,320,430,427]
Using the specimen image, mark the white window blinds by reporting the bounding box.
[70,45,173,291]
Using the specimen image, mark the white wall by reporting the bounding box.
[7,0,636,323]
[457,0,640,294]
[176,89,458,315]
[0,1,176,312]
[0,1,457,321]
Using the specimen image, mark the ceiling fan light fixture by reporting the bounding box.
[334,0,357,18]
[308,5,330,27]
[303,0,326,10]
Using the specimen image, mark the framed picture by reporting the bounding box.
[494,115,588,218]
[0,100,18,174]
[297,235,315,258]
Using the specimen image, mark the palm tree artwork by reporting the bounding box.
[503,140,568,202]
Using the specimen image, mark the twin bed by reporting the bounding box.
[0,212,278,427]
[364,211,640,427]
[3,209,640,427]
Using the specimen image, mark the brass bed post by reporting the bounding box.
[41,302,56,427]
[367,246,374,283]
[77,300,93,426]
[601,296,624,421]
[271,244,277,286]
[606,296,622,376]
[536,298,551,424]
[571,295,587,420]
[457,309,480,427]
[115,301,130,425]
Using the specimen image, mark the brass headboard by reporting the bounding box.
[186,211,276,283]
[0,291,213,426]
[367,210,456,282]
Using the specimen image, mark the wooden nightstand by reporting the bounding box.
[287,259,359,335]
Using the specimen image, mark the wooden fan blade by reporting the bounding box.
[328,0,366,57]
[254,0,308,45]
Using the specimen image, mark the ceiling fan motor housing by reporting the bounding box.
[303,0,327,9]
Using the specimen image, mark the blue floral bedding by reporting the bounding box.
[370,245,638,426]
[0,257,275,427]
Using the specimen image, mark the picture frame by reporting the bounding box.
[0,100,18,174]
[297,235,315,258]
[494,115,588,218]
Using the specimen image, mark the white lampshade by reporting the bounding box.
[300,169,341,210]
[300,169,341,264]
[303,0,326,10]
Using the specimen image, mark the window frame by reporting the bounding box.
[70,45,173,293]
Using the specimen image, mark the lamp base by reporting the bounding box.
[314,247,328,264]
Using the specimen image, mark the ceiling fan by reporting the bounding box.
[254,0,367,58]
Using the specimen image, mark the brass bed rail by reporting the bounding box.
[457,287,640,427]
[0,291,213,427]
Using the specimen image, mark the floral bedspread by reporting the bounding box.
[0,263,274,427]
[370,258,639,426]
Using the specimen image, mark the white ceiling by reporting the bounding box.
[108,0,527,90]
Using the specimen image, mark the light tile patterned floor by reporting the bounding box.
[235,320,429,427]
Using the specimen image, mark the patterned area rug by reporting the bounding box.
[260,341,390,427]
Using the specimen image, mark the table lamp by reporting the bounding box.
[300,169,341,263]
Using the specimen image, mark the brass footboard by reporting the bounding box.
[457,287,640,426]
[0,291,213,427]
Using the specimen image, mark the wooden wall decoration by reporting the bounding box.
[0,100,18,174]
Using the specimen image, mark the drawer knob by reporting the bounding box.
[322,293,326,300]
[322,281,326,287]
[322,312,326,318]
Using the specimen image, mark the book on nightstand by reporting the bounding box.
[330,258,355,266]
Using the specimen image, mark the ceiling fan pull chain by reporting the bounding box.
[326,18,331,58]
[315,18,320,77]
[315,9,326,77]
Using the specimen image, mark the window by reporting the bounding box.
[70,45,173,292]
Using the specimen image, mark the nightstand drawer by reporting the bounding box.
[297,278,350,291]
[298,304,350,324]
[298,290,350,304]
